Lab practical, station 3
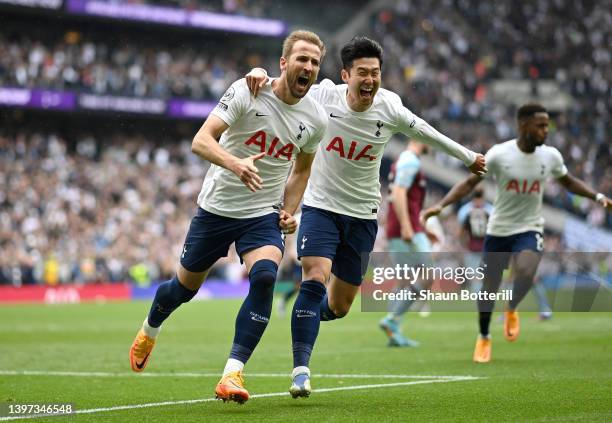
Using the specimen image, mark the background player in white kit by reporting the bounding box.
[422,103,611,363]
[246,36,486,396]
[128,30,328,404]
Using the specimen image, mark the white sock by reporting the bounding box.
[223,358,244,376]
[479,333,491,340]
[142,318,161,338]
[292,366,310,379]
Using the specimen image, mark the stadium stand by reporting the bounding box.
[0,0,609,286]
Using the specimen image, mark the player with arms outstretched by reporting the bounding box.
[422,103,611,363]
[246,36,486,396]
[128,30,328,404]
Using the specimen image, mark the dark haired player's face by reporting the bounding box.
[342,57,381,110]
[280,40,321,99]
[523,112,550,146]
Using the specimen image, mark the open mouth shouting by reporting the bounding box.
[296,74,311,90]
[360,85,374,100]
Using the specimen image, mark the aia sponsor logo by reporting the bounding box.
[506,179,541,194]
[325,136,376,161]
[244,131,294,161]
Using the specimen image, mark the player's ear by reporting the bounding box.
[341,68,349,83]
[280,56,287,73]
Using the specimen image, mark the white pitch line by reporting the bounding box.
[0,370,479,380]
[0,377,482,421]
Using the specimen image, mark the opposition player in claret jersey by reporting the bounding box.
[422,104,611,363]
[245,36,486,397]
[457,185,494,292]
[379,141,437,347]
[128,30,329,404]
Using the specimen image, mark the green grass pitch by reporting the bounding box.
[1,299,611,422]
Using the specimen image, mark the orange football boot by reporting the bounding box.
[129,328,156,372]
[504,309,520,342]
[473,335,492,363]
[215,371,250,404]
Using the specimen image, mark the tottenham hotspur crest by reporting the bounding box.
[296,122,306,140]
[375,120,384,137]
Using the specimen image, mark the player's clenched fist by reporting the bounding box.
[468,154,487,176]
[230,152,265,192]
[278,210,297,234]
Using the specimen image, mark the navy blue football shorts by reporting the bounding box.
[482,230,543,270]
[180,207,284,273]
[297,205,378,286]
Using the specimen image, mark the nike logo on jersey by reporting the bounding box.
[409,118,416,128]
[255,112,269,117]
[329,113,343,118]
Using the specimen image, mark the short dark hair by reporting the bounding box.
[517,103,547,121]
[340,36,383,70]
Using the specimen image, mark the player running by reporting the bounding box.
[421,103,611,363]
[245,36,486,396]
[128,30,328,404]
[379,141,437,347]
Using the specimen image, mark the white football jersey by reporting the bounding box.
[303,79,477,219]
[198,78,328,218]
[484,139,568,236]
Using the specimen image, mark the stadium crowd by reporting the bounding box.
[0,131,204,285]
[0,130,604,286]
[368,0,611,227]
[0,31,276,100]
[1,1,610,285]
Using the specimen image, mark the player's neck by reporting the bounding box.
[516,136,536,153]
[346,91,370,112]
[271,78,300,105]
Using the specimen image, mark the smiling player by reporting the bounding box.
[246,36,486,397]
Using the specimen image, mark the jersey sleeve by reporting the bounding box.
[394,100,477,167]
[307,78,335,104]
[549,147,568,178]
[394,152,420,188]
[210,78,250,126]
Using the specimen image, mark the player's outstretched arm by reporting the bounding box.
[245,68,270,97]
[279,151,316,234]
[192,114,265,192]
[420,174,482,224]
[403,114,487,176]
[557,173,612,211]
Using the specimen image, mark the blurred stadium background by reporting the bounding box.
[0,0,611,421]
[1,0,610,291]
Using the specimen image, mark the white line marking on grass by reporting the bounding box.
[0,377,483,421]
[0,370,479,380]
